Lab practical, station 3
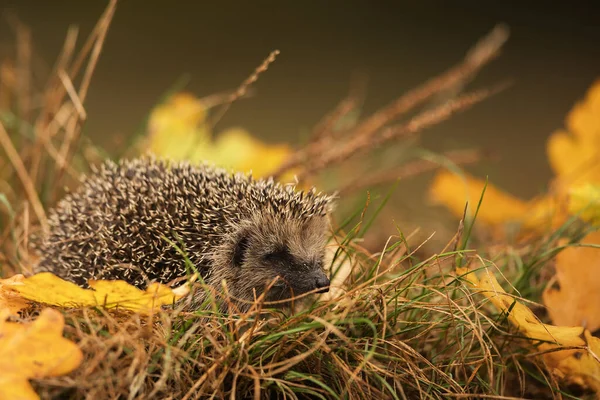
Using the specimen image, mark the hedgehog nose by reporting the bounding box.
[314,274,330,293]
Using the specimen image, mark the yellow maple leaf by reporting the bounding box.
[144,91,293,179]
[458,264,600,393]
[430,79,600,232]
[568,183,600,225]
[542,231,600,332]
[429,170,528,224]
[190,127,292,177]
[3,272,190,314]
[0,274,30,314]
[547,80,600,190]
[429,170,566,231]
[0,308,83,400]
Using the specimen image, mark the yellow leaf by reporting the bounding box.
[429,170,528,224]
[430,171,567,233]
[547,80,600,189]
[197,127,293,179]
[542,231,600,332]
[568,183,600,225]
[0,308,83,400]
[144,91,293,179]
[146,92,209,160]
[7,272,190,314]
[458,265,600,393]
[0,274,30,314]
[430,79,600,235]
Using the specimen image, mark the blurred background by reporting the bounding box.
[1,0,599,247]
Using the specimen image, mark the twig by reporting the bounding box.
[309,72,367,143]
[57,69,87,120]
[338,149,490,195]
[29,26,79,184]
[0,121,47,231]
[298,85,504,182]
[55,0,117,180]
[208,50,280,130]
[273,24,509,179]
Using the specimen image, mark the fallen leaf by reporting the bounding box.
[568,183,600,226]
[542,231,600,332]
[429,170,566,231]
[144,91,293,179]
[0,308,83,400]
[0,274,30,314]
[547,80,600,190]
[147,92,209,160]
[429,170,528,224]
[430,79,600,233]
[6,272,190,314]
[191,127,293,179]
[458,264,600,393]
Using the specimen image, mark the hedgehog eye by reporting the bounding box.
[263,247,291,264]
[232,236,250,267]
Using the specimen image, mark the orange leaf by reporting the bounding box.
[429,170,528,224]
[6,272,190,315]
[0,274,30,314]
[458,265,600,393]
[543,231,600,332]
[547,80,600,189]
[0,308,83,400]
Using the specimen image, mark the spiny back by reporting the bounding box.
[35,157,332,288]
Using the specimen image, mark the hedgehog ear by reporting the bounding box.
[232,235,250,267]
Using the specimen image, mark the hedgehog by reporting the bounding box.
[33,156,334,311]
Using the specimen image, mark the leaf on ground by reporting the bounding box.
[0,274,30,314]
[147,92,209,160]
[0,308,83,400]
[5,272,190,314]
[542,231,600,332]
[547,79,600,190]
[568,184,600,226]
[429,170,528,224]
[145,91,293,179]
[429,170,565,230]
[457,264,600,393]
[430,79,600,232]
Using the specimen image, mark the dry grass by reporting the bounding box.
[0,4,594,400]
[25,236,533,399]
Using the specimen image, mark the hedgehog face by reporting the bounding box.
[214,213,331,309]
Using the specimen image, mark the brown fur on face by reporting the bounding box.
[207,212,331,311]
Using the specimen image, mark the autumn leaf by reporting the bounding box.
[146,92,209,160]
[3,272,190,314]
[458,264,600,393]
[429,170,565,231]
[0,274,30,314]
[547,80,600,190]
[0,308,83,400]
[542,231,600,332]
[144,91,293,179]
[429,170,528,224]
[568,183,600,226]
[430,79,600,232]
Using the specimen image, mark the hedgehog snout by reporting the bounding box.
[312,270,330,293]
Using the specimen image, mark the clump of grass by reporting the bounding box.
[28,229,511,399]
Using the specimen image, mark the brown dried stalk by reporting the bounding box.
[298,86,502,182]
[273,24,509,181]
[55,0,117,181]
[209,50,280,130]
[337,149,491,195]
[0,121,47,231]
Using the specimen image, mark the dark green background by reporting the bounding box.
[1,1,599,235]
